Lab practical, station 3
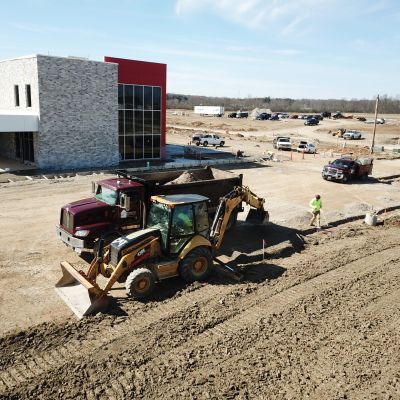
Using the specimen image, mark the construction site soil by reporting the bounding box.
[1,112,400,399]
[1,217,399,399]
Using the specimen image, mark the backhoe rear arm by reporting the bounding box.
[210,186,266,251]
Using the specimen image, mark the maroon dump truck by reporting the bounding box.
[56,167,243,253]
[322,157,373,183]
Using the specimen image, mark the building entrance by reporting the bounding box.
[15,132,34,162]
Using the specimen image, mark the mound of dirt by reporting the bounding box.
[384,214,400,227]
[165,171,198,185]
[192,121,205,127]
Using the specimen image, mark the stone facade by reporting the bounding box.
[36,55,118,169]
[0,56,40,162]
[0,56,40,112]
[0,55,119,170]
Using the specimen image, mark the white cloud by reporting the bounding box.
[175,0,337,34]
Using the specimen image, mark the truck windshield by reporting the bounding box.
[95,186,118,206]
[332,160,353,168]
[147,202,170,249]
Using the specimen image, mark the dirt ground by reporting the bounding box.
[0,111,400,399]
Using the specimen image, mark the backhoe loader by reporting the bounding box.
[55,186,268,318]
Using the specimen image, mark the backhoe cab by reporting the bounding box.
[56,188,268,318]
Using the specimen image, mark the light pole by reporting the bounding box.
[370,95,379,154]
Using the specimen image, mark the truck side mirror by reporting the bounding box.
[120,193,131,211]
[92,181,97,194]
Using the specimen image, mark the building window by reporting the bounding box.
[25,84,32,107]
[14,85,20,107]
[118,83,162,160]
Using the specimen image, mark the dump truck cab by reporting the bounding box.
[56,178,145,252]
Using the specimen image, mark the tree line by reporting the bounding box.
[167,94,400,114]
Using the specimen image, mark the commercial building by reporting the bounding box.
[0,55,166,170]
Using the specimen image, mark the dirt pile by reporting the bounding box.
[165,168,215,185]
[165,170,198,184]
[384,213,400,227]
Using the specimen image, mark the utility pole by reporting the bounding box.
[370,95,379,154]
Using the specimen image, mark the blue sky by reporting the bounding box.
[1,0,399,99]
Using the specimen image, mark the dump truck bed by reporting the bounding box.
[124,167,243,212]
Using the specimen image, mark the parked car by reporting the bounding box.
[304,118,319,126]
[279,113,289,119]
[299,115,309,120]
[269,114,280,121]
[332,112,343,119]
[321,111,331,118]
[297,143,316,153]
[273,137,292,150]
[255,113,271,120]
[289,114,298,119]
[236,111,249,118]
[313,114,323,121]
[343,130,362,140]
[228,112,237,118]
[356,117,366,122]
[197,134,225,147]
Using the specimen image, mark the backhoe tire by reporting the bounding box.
[179,247,213,283]
[126,268,155,299]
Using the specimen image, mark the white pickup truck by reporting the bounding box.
[196,134,225,147]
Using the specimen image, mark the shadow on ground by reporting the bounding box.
[104,221,296,316]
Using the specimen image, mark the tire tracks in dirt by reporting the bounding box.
[141,255,400,399]
[1,240,399,398]
[89,246,400,398]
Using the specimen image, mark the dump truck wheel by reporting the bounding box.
[179,247,213,283]
[126,268,155,299]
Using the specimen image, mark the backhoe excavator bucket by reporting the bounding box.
[55,261,110,318]
[246,208,269,224]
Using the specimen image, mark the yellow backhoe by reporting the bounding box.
[55,186,268,318]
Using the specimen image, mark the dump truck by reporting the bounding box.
[56,168,244,253]
[56,186,268,318]
[322,157,373,182]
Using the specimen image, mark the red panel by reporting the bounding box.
[105,56,167,159]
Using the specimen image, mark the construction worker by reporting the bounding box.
[309,194,322,227]
[175,208,193,234]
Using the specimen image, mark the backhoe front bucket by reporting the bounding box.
[246,208,269,224]
[55,261,110,318]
